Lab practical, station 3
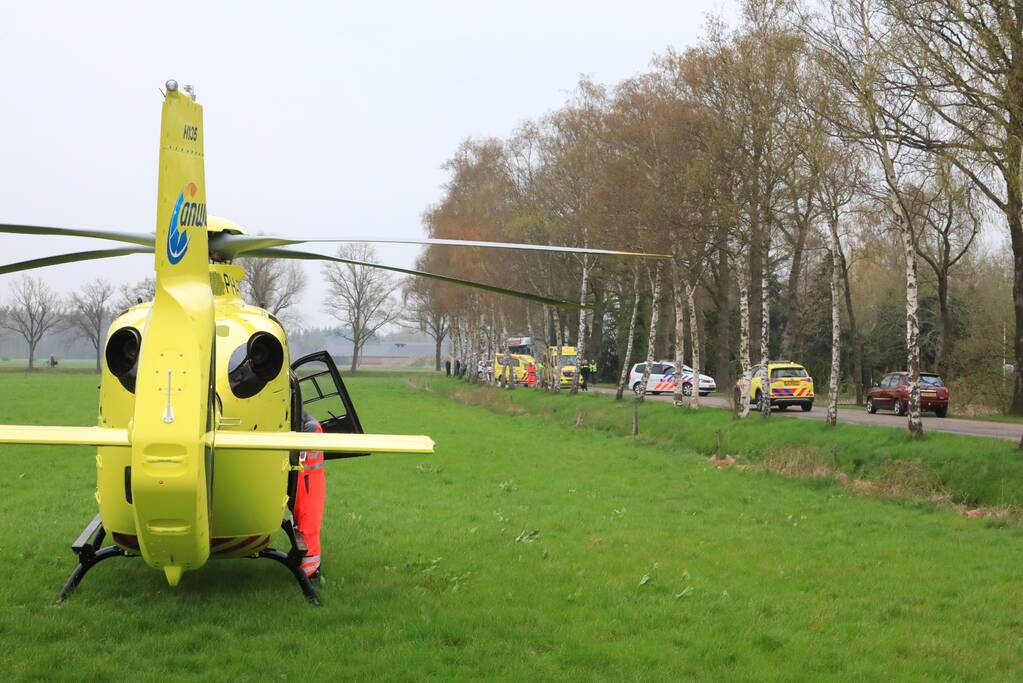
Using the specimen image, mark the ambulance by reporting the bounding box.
[494,336,536,386]
[547,345,582,388]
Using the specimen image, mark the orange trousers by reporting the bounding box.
[294,421,325,576]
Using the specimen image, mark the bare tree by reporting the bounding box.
[635,264,664,404]
[64,279,114,373]
[570,253,592,395]
[758,223,773,418]
[805,0,927,437]
[115,277,155,314]
[322,244,401,372]
[235,257,307,325]
[1,276,63,369]
[615,266,642,400]
[733,244,754,418]
[671,264,687,407]
[826,207,845,427]
[686,281,703,410]
[877,0,1023,415]
[908,164,983,375]
[401,276,451,371]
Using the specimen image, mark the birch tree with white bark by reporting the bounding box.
[636,264,664,404]
[733,243,754,418]
[804,0,926,437]
[616,266,642,400]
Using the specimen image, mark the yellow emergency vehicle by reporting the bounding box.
[546,345,581,388]
[742,360,815,412]
[494,336,536,385]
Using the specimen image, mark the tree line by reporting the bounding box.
[410,0,1022,435]
[0,246,437,374]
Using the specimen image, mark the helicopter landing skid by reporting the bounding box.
[255,517,322,606]
[55,515,321,605]
[55,514,128,604]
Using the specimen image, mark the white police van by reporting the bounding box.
[629,362,717,396]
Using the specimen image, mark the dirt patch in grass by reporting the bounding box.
[708,454,738,469]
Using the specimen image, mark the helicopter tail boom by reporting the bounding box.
[127,85,217,584]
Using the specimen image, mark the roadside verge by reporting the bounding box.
[415,377,1023,520]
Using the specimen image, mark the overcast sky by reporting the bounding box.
[1,0,737,325]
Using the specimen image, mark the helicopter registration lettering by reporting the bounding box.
[183,124,198,141]
[221,273,241,297]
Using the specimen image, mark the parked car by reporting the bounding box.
[738,360,815,412]
[629,362,717,396]
[866,372,948,417]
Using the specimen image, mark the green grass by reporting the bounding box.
[444,380,1023,509]
[3,374,1023,680]
[0,358,99,372]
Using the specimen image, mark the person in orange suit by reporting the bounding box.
[295,411,325,581]
[526,361,537,388]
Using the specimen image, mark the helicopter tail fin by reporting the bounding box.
[126,84,217,582]
[154,84,209,284]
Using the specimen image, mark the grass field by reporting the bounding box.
[3,373,1023,680]
[442,380,1023,510]
[0,358,98,371]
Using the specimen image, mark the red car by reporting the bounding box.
[866,372,949,417]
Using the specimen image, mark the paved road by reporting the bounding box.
[591,388,1023,442]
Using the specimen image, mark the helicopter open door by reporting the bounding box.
[291,352,364,452]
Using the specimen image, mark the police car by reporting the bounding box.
[629,362,717,396]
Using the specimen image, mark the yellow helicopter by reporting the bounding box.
[0,81,668,604]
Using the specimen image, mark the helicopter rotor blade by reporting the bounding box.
[324,238,671,259]
[0,247,154,276]
[209,233,670,260]
[243,247,586,309]
[0,224,155,248]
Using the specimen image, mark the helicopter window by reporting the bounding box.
[303,390,348,425]
[291,351,363,442]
